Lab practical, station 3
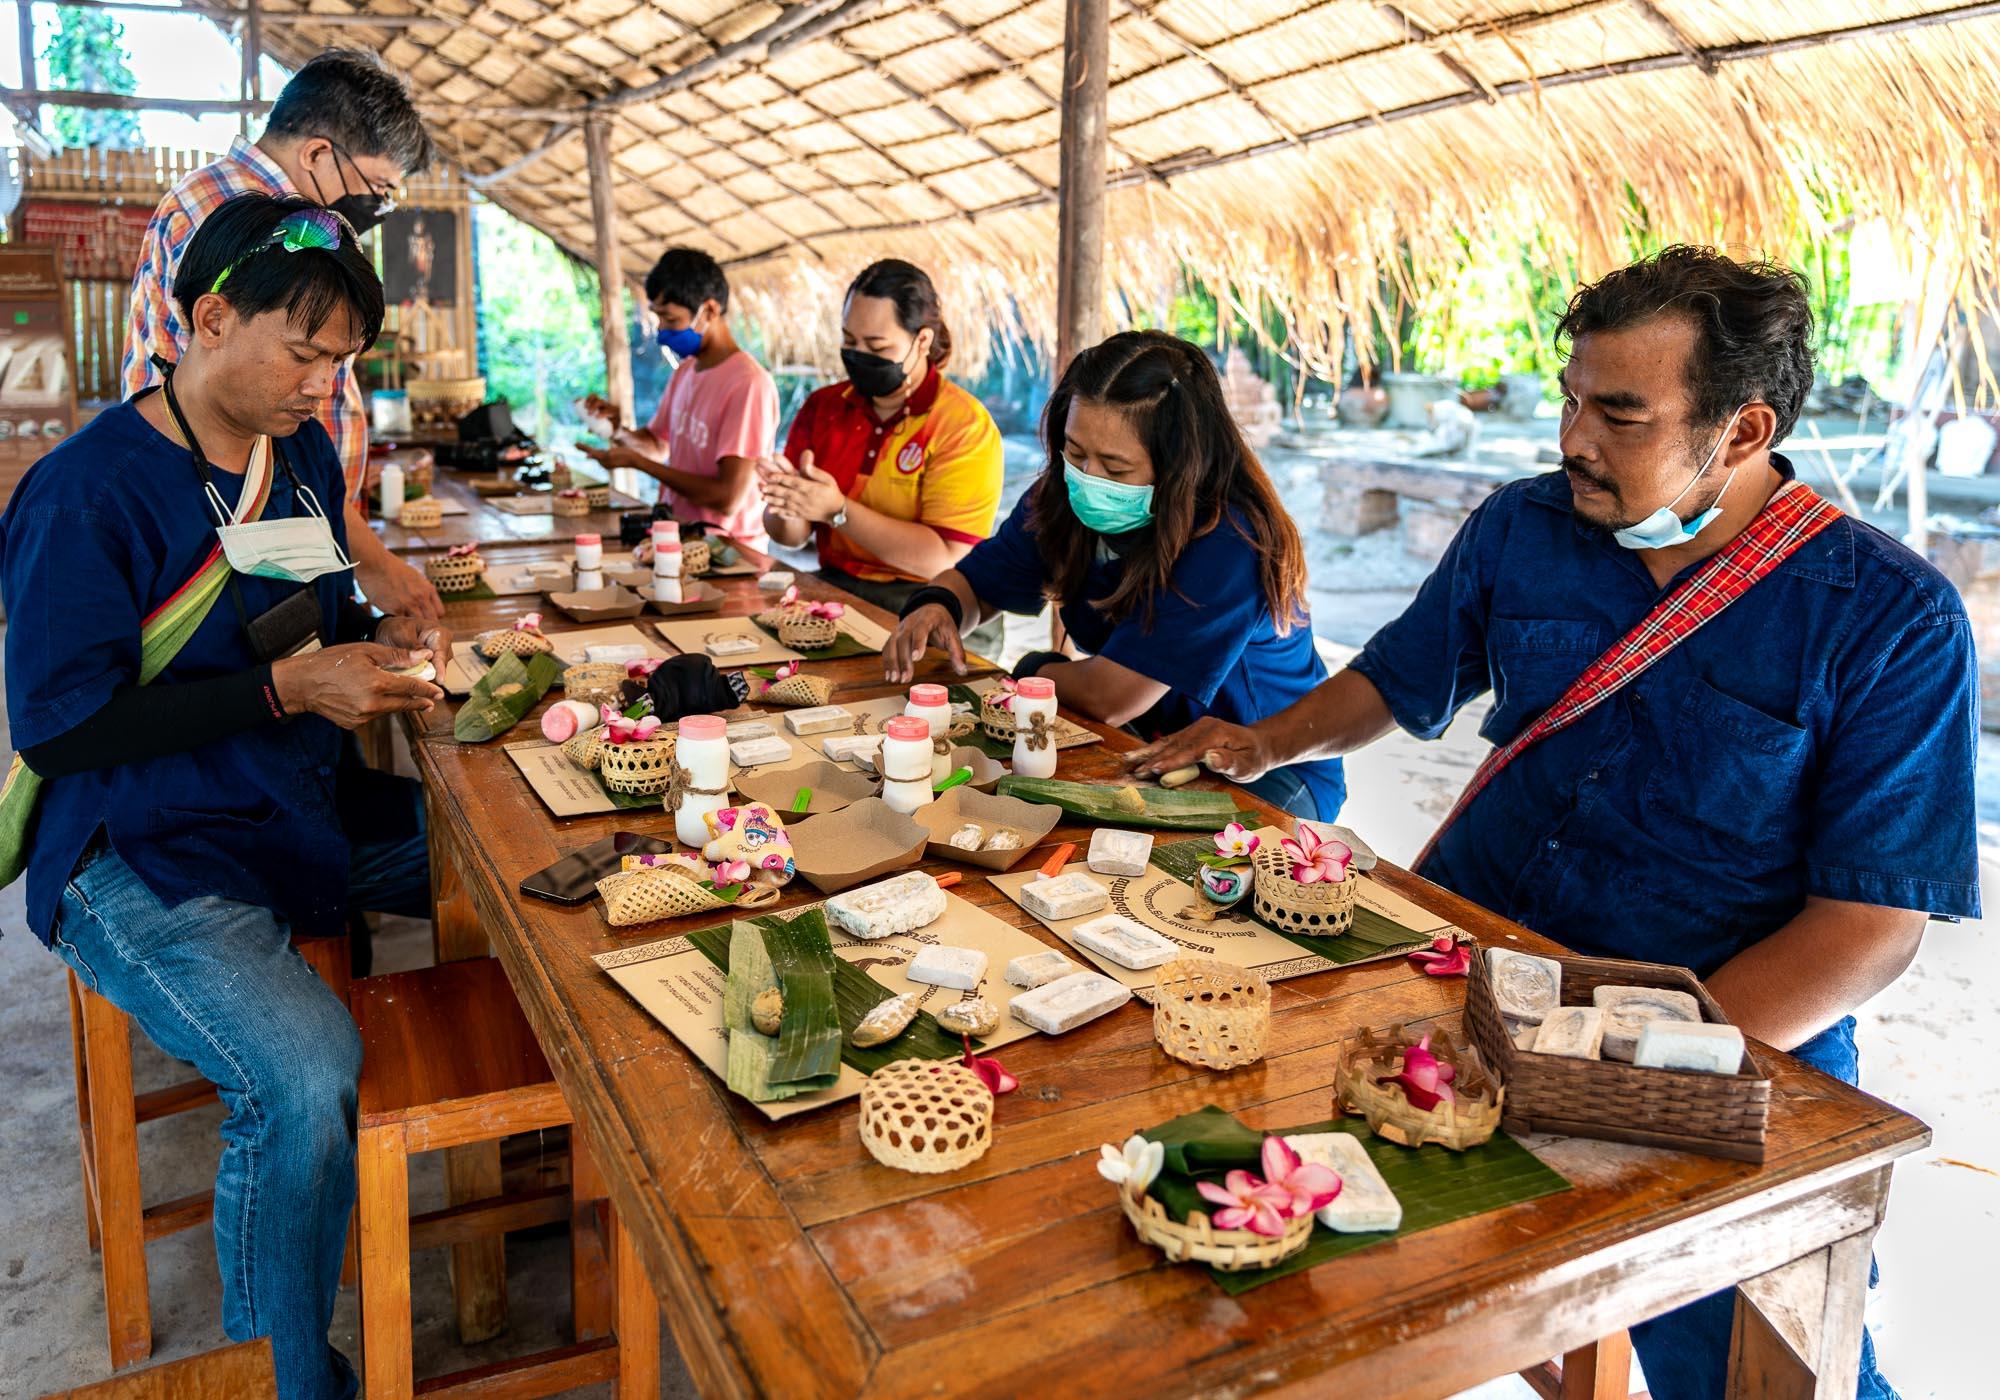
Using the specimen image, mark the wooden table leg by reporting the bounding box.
[80,988,151,1369]
[358,1122,414,1400]
[569,1126,616,1342]
[426,782,489,964]
[1561,1332,1632,1398]
[1728,1227,1878,1398]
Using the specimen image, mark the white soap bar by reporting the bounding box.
[1005,950,1079,989]
[1531,1005,1605,1060]
[528,560,570,577]
[821,734,883,764]
[1071,913,1178,970]
[728,735,793,767]
[1486,948,1562,1024]
[725,719,776,741]
[907,944,987,991]
[705,634,760,658]
[1285,1132,1402,1233]
[825,872,945,940]
[1634,1020,1745,1076]
[1086,828,1153,877]
[1592,985,1703,1063]
[1505,1017,1540,1051]
[1297,822,1379,871]
[1009,971,1131,1033]
[583,643,649,664]
[1019,872,1109,922]
[784,705,853,736]
[757,571,795,591]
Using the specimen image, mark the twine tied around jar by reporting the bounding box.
[664,763,729,812]
[1023,711,1052,752]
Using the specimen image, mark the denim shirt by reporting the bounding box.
[1,399,351,945]
[1348,459,1980,977]
[957,486,1345,818]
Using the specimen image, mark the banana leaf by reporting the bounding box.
[946,684,1013,760]
[436,576,497,601]
[454,651,562,742]
[1150,837,1437,964]
[762,909,843,1083]
[722,917,841,1102]
[994,776,1255,831]
[688,917,974,1074]
[748,616,875,659]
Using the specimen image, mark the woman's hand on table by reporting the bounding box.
[1125,716,1274,784]
[272,642,445,729]
[756,450,846,524]
[883,602,966,683]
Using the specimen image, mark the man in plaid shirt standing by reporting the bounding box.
[123,48,442,618]
[1129,248,1977,1399]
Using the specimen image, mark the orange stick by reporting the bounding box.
[1039,843,1076,878]
[934,871,963,890]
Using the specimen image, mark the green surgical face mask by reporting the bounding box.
[1063,461,1155,535]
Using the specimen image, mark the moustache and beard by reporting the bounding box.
[1562,443,1724,535]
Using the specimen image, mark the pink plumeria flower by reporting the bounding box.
[514,612,543,633]
[626,657,664,680]
[446,542,480,558]
[773,660,799,680]
[1195,1170,1295,1237]
[1280,824,1352,885]
[808,600,846,620]
[780,584,799,608]
[1258,1136,1341,1217]
[961,1036,1018,1096]
[1381,1033,1458,1112]
[711,858,751,885]
[991,677,1018,711]
[1409,935,1470,978]
[1213,821,1260,860]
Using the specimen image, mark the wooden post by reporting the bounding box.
[1056,0,1110,372]
[239,0,263,140]
[16,0,34,93]
[583,113,635,427]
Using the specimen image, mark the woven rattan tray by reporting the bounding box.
[1463,945,1770,1161]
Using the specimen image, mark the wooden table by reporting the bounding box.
[407,571,1927,1398]
[367,465,651,556]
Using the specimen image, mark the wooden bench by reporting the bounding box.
[39,1337,276,1399]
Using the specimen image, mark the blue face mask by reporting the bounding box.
[657,323,704,359]
[1610,405,1746,551]
[1063,462,1155,536]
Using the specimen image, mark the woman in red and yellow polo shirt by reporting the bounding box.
[758,260,1005,653]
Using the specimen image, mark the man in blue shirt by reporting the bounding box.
[2,194,448,1400]
[1131,247,1977,1399]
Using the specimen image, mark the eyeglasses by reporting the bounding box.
[325,138,404,215]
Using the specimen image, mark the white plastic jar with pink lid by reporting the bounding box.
[879,716,936,815]
[904,682,953,783]
[574,532,603,571]
[673,714,730,844]
[1010,677,1059,778]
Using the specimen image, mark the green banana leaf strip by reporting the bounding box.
[945,684,1014,760]
[723,920,815,1101]
[760,908,843,1084]
[687,919,973,1074]
[454,651,562,742]
[436,576,497,601]
[747,616,876,659]
[590,769,667,810]
[1149,837,1437,964]
[993,776,1255,831]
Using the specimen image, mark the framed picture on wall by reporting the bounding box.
[379,207,458,306]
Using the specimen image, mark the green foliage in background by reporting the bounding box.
[472,205,605,439]
[45,8,142,149]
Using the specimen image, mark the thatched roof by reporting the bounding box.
[239,1,2000,375]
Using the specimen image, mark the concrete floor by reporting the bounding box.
[4,474,1995,1396]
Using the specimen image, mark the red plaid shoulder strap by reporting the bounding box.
[1415,480,1845,867]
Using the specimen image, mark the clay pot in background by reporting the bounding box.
[1337,383,1390,427]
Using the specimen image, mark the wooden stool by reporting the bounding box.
[66,936,350,1369]
[352,956,658,1399]
[39,1337,277,1399]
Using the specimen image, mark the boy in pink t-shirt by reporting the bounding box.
[580,246,775,548]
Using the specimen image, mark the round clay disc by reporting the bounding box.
[384,660,437,682]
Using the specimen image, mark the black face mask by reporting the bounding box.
[842,343,916,399]
[327,192,386,238]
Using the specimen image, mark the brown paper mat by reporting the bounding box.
[442,622,667,696]
[592,892,1057,1120]
[653,615,802,667]
[991,834,1457,1003]
[504,741,668,815]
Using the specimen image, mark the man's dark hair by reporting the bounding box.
[264,49,433,176]
[173,193,386,348]
[1555,245,1815,442]
[644,247,729,314]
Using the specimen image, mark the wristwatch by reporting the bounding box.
[828,503,849,531]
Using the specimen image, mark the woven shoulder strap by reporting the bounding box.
[0,439,277,889]
[1415,481,1845,868]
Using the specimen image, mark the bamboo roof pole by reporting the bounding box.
[584,112,634,427]
[1058,0,1109,372]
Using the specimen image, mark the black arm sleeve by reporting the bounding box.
[20,667,285,779]
[335,598,378,646]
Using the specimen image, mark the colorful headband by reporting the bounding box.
[209,208,351,295]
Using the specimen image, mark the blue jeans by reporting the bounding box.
[1242,765,1320,822]
[1629,1017,1897,1400]
[50,814,428,1400]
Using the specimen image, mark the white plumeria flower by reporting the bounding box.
[1096,1134,1165,1193]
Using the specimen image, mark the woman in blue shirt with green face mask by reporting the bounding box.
[882,329,1343,819]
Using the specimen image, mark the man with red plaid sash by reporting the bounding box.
[1132,248,1976,1399]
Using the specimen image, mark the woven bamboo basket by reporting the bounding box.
[1463,945,1770,1161]
[1152,959,1271,1070]
[1250,845,1357,936]
[475,628,554,659]
[548,461,574,490]
[584,484,612,508]
[561,662,628,707]
[1120,1184,1314,1271]
[1335,1023,1503,1151]
[424,553,484,592]
[597,866,778,926]
[397,497,443,529]
[552,492,592,517]
[751,673,836,708]
[596,736,679,795]
[677,538,710,576]
[562,728,606,770]
[777,611,839,650]
[979,691,1017,743]
[858,1060,992,1174]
